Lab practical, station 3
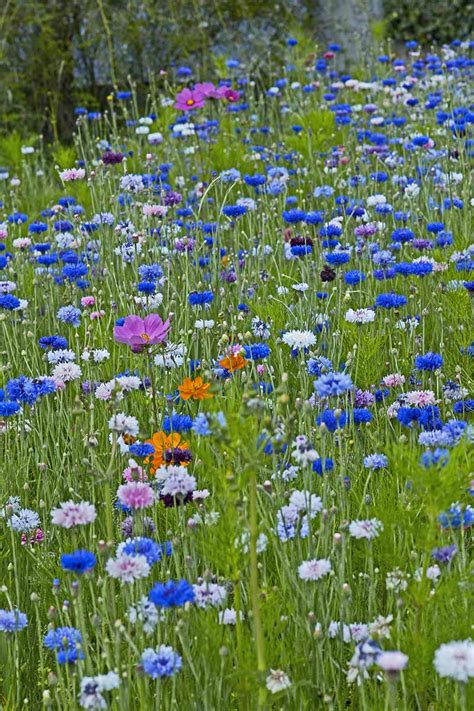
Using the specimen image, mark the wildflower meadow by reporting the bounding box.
[0,36,473,711]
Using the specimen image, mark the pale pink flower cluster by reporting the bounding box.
[406,390,437,407]
[12,238,31,250]
[59,167,86,181]
[122,460,146,482]
[106,552,150,583]
[81,296,96,307]
[117,482,154,509]
[90,310,106,320]
[51,500,97,528]
[381,373,405,388]
[142,204,168,217]
[349,518,383,540]
[298,558,332,581]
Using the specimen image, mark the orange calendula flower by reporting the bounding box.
[219,352,247,372]
[178,376,213,401]
[145,431,189,473]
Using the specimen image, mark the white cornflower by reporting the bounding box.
[298,558,332,581]
[108,413,139,437]
[51,362,82,384]
[349,518,383,540]
[193,582,227,608]
[281,330,316,350]
[434,640,474,682]
[218,608,244,625]
[265,669,292,694]
[345,308,376,324]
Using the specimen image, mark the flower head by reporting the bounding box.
[114,314,170,353]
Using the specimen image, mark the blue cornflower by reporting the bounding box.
[282,208,306,224]
[438,504,474,530]
[0,610,28,633]
[149,579,195,607]
[415,352,443,371]
[44,627,84,664]
[192,413,211,436]
[188,291,213,306]
[122,538,164,566]
[137,281,155,294]
[453,399,474,414]
[162,414,193,433]
[141,645,182,678]
[431,544,457,563]
[314,372,353,397]
[344,270,365,285]
[61,264,88,281]
[325,251,350,265]
[427,222,444,233]
[60,550,96,574]
[0,401,20,416]
[243,343,271,360]
[312,458,334,475]
[0,294,20,310]
[420,448,449,468]
[220,169,241,182]
[138,264,163,282]
[375,293,407,309]
[307,357,333,376]
[363,454,388,470]
[39,335,67,351]
[57,305,81,327]
[129,443,155,458]
[222,205,247,218]
[8,508,40,532]
[6,376,38,405]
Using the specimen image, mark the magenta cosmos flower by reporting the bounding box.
[114,314,170,353]
[174,88,205,111]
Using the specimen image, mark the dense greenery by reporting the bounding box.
[1,1,472,142]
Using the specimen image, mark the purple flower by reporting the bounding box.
[114,314,170,353]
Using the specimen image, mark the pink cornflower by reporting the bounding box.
[114,314,170,353]
[81,296,96,307]
[406,390,437,407]
[382,373,405,388]
[174,88,205,111]
[122,460,146,482]
[51,501,97,528]
[90,310,105,320]
[106,552,150,582]
[117,482,154,509]
[59,167,86,181]
[142,204,168,217]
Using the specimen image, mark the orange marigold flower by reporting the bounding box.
[145,431,189,473]
[178,376,213,401]
[219,353,247,372]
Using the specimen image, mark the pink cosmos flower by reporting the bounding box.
[174,88,205,111]
[114,314,170,353]
[216,87,240,103]
[117,482,154,509]
[194,82,219,99]
[51,501,97,528]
